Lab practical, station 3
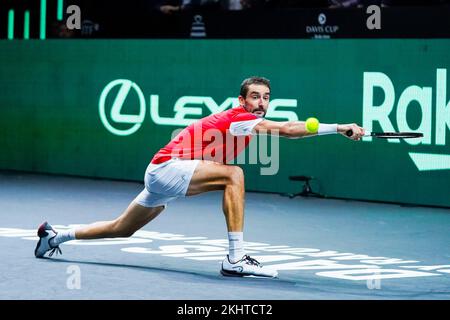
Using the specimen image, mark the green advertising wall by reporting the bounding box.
[1,40,449,207]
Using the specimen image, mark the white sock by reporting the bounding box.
[50,229,76,247]
[228,232,245,263]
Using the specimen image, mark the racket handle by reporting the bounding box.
[345,129,371,137]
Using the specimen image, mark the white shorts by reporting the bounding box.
[133,158,200,208]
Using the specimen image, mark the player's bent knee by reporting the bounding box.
[228,166,244,186]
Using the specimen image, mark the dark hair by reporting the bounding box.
[240,77,271,98]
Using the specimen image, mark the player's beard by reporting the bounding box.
[243,104,266,117]
[253,107,266,118]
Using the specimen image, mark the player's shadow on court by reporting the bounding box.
[42,257,300,288]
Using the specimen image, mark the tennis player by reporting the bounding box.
[35,77,365,278]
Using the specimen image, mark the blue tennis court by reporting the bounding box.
[1,171,449,300]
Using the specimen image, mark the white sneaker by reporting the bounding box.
[221,255,278,278]
[34,221,62,258]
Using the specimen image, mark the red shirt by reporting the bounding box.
[151,106,263,164]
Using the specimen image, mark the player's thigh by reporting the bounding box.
[115,201,165,233]
[186,160,242,196]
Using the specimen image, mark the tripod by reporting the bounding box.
[287,175,324,198]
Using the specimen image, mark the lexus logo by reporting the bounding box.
[98,79,146,136]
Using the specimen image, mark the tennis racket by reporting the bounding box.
[345,130,423,138]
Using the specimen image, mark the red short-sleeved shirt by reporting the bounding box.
[151,106,263,164]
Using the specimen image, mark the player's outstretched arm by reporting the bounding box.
[253,120,365,140]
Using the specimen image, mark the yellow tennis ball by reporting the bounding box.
[305,117,319,133]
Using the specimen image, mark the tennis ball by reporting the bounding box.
[305,117,319,133]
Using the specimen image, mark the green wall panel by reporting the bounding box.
[1,40,449,207]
